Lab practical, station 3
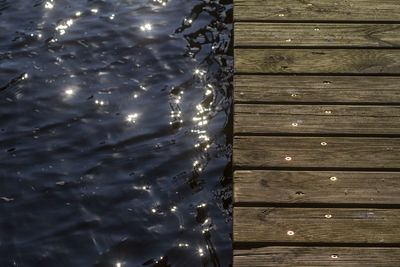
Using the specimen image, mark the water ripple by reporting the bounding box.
[0,0,232,266]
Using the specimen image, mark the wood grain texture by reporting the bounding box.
[234,75,400,103]
[234,0,400,21]
[234,207,400,243]
[234,170,400,204]
[234,104,400,135]
[232,0,400,261]
[234,247,400,266]
[235,49,400,74]
[235,23,400,47]
[234,136,400,168]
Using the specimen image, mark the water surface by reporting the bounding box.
[0,0,232,266]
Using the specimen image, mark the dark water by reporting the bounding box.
[0,0,233,266]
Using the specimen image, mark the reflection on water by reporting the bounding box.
[140,24,153,32]
[0,0,232,266]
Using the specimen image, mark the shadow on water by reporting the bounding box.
[0,0,232,266]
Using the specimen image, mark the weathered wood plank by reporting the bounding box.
[233,0,400,261]
[234,207,400,243]
[234,136,400,168]
[234,104,400,135]
[235,49,400,74]
[235,23,400,47]
[234,247,400,266]
[234,0,400,21]
[234,75,400,103]
[234,170,400,204]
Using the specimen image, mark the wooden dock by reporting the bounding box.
[233,1,400,266]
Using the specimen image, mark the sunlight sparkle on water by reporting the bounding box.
[95,100,105,106]
[152,0,167,6]
[141,23,152,31]
[55,19,74,35]
[194,69,205,76]
[126,113,139,123]
[65,88,75,95]
[199,135,210,141]
[198,248,204,257]
[44,1,54,9]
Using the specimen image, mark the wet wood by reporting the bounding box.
[235,49,400,74]
[234,247,400,267]
[235,23,400,47]
[234,75,400,103]
[235,104,400,135]
[234,207,400,243]
[234,170,400,204]
[234,136,400,168]
[234,0,400,21]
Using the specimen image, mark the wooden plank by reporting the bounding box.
[234,170,400,204]
[234,247,400,266]
[234,207,400,243]
[235,23,400,47]
[234,104,400,135]
[235,49,400,74]
[234,75,400,103]
[234,0,400,21]
[234,136,400,168]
